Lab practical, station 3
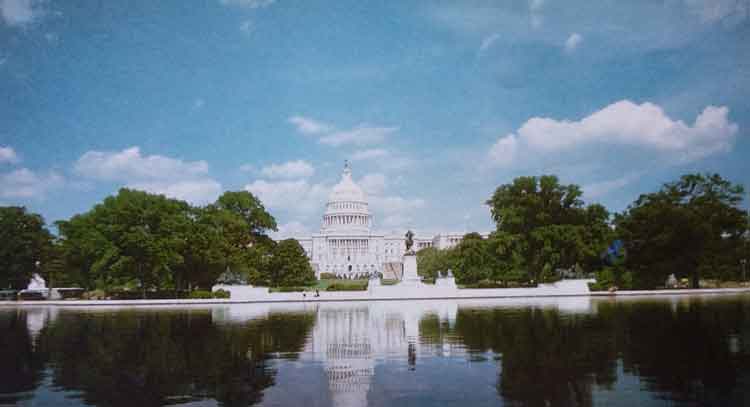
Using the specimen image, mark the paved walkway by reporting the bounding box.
[1,280,748,307]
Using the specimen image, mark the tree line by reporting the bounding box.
[417,173,748,289]
[1,172,748,293]
[0,189,315,295]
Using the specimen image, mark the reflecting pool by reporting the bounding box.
[1,295,749,406]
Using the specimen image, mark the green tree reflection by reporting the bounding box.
[450,298,750,407]
[33,310,315,407]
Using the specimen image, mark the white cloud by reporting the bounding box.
[487,100,738,167]
[74,146,208,182]
[288,116,332,135]
[219,0,275,8]
[245,179,330,214]
[564,33,583,52]
[359,173,387,195]
[0,168,63,200]
[488,135,518,167]
[351,148,389,161]
[128,180,222,205]
[319,124,398,147]
[371,195,425,213]
[74,146,222,204]
[0,146,20,164]
[289,116,399,148]
[260,160,315,179]
[270,221,312,240]
[1,0,42,27]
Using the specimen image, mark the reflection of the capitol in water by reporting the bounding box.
[210,297,595,407]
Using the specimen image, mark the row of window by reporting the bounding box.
[324,215,370,226]
[328,202,366,210]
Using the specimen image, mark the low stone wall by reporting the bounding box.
[4,280,749,307]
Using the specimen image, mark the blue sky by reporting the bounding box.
[1,0,748,238]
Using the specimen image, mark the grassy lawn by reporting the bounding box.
[270,279,370,292]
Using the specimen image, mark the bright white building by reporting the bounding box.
[293,162,475,279]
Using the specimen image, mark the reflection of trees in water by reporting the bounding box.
[0,311,47,404]
[450,298,750,407]
[612,299,750,406]
[15,310,315,407]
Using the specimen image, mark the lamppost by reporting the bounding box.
[742,259,747,282]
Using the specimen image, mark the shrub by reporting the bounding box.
[82,289,107,300]
[319,273,338,280]
[213,289,230,299]
[463,280,505,289]
[188,290,214,299]
[381,279,399,286]
[326,281,368,291]
[271,286,310,293]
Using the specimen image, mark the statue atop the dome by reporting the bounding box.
[343,160,351,175]
[404,230,415,254]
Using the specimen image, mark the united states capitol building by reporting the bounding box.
[293,162,468,279]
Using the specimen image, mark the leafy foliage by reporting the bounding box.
[486,175,612,282]
[267,239,315,287]
[615,173,746,288]
[0,207,52,289]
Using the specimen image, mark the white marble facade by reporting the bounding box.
[292,162,471,279]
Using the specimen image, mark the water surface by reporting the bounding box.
[1,295,749,407]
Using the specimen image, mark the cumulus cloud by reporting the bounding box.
[487,100,738,168]
[128,180,222,205]
[319,125,398,147]
[245,179,330,214]
[219,0,275,8]
[0,146,20,164]
[270,221,312,240]
[0,168,63,200]
[1,0,43,27]
[75,146,208,181]
[359,173,387,195]
[260,160,315,179]
[74,146,221,204]
[564,33,583,52]
[371,195,425,213]
[289,116,398,147]
[288,116,332,135]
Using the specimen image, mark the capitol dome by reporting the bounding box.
[321,162,372,234]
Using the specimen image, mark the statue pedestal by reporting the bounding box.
[435,277,457,289]
[399,253,422,287]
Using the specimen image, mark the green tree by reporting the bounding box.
[416,247,450,280]
[216,191,277,243]
[55,212,111,290]
[451,233,494,284]
[0,207,52,289]
[615,173,746,288]
[486,175,610,282]
[267,239,315,287]
[56,189,191,296]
